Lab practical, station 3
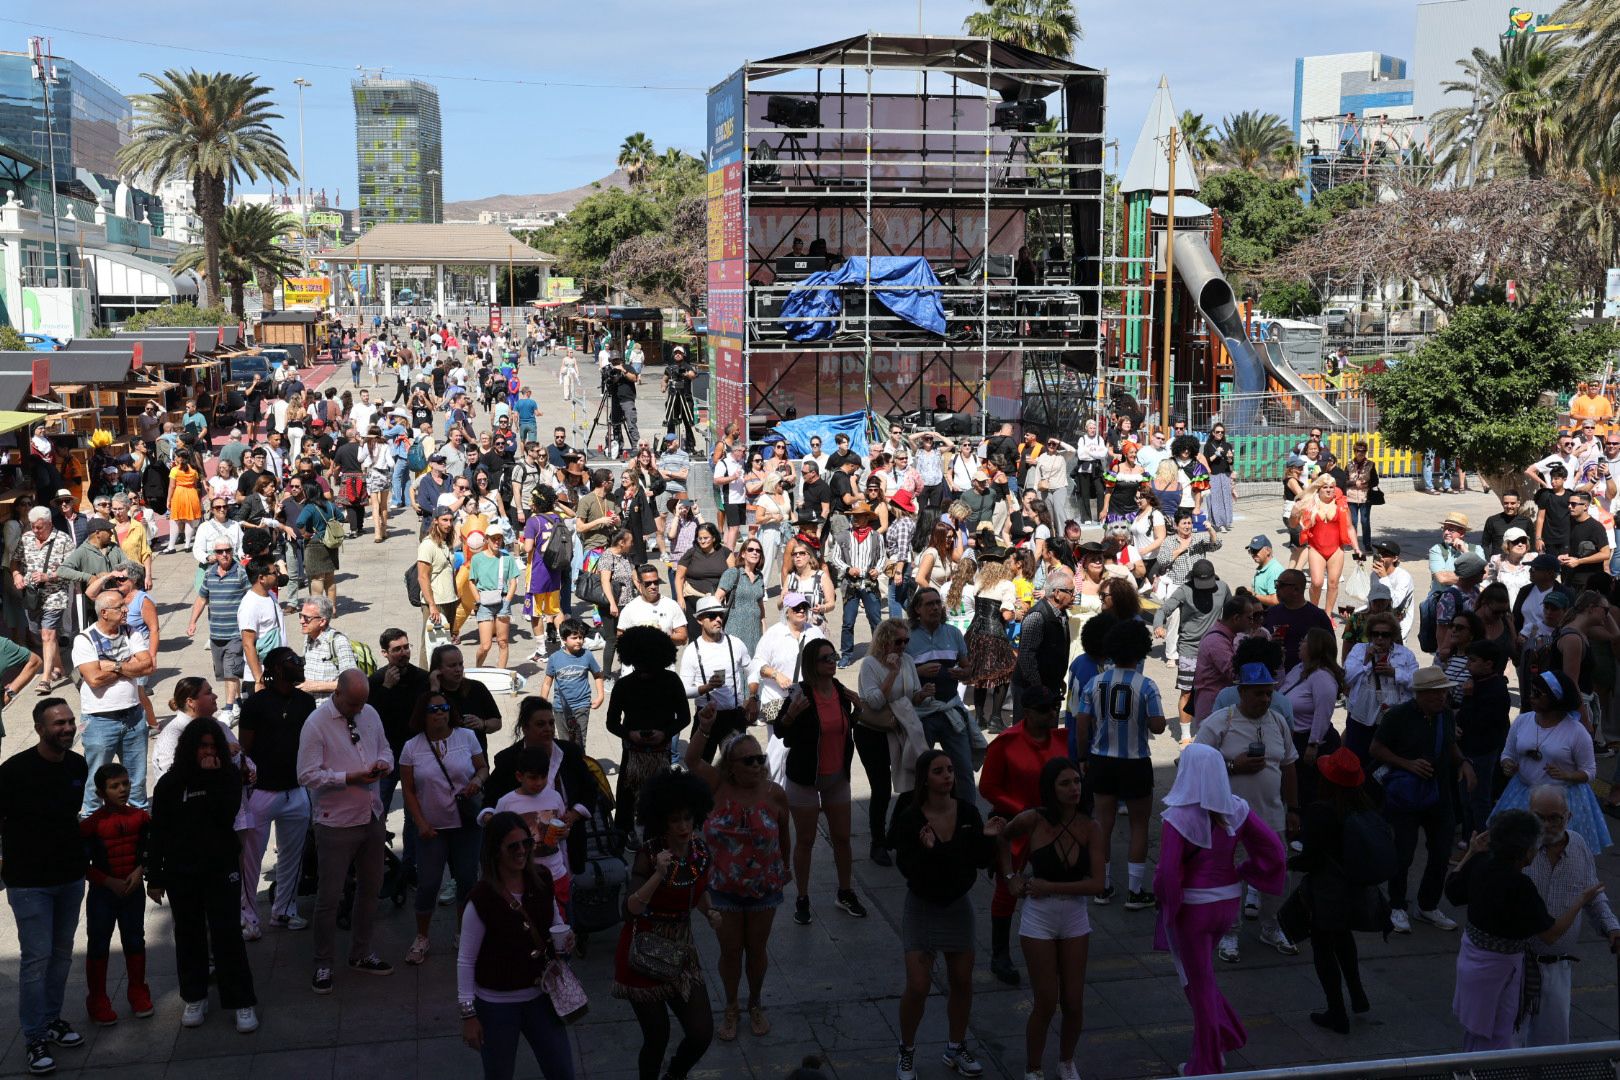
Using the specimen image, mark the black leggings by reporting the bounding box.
[973,684,1009,727]
[630,990,713,1080]
[1309,928,1366,1016]
[853,721,892,843]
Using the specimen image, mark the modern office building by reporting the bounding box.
[1412,0,1568,123]
[0,50,129,185]
[1293,52,1414,147]
[352,76,442,228]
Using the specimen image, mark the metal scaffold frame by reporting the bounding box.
[711,33,1110,443]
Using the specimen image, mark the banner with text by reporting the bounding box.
[282,277,332,306]
[706,67,747,435]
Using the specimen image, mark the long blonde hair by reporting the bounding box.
[946,554,978,610]
[1304,478,1340,522]
[1153,460,1179,486]
[975,557,1013,594]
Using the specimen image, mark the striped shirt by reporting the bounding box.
[197,563,251,642]
[1078,668,1163,760]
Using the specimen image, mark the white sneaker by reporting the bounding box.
[1389,909,1411,934]
[438,879,457,905]
[1217,932,1240,963]
[1415,908,1458,931]
[1259,922,1299,956]
[1242,886,1260,919]
[1024,1071,1046,1080]
[181,1000,207,1028]
[585,634,606,650]
[405,935,430,965]
[234,1007,258,1034]
[241,922,262,942]
[1057,1061,1081,1080]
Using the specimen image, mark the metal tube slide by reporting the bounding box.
[1171,232,1351,429]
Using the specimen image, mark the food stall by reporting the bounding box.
[254,310,328,366]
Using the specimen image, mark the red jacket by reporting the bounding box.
[79,803,150,886]
[978,722,1071,818]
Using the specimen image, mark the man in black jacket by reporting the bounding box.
[368,628,430,867]
[1015,567,1073,697]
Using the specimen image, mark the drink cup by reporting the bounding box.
[550,923,572,956]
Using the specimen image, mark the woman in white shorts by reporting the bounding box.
[998,758,1106,1080]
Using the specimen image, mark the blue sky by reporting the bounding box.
[8,0,1417,203]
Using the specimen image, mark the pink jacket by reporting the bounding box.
[1153,812,1286,951]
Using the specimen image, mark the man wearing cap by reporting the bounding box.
[1156,560,1232,738]
[681,595,756,760]
[1482,492,1536,557]
[829,501,886,667]
[663,344,698,451]
[1428,511,1486,593]
[1248,535,1283,607]
[1514,554,1563,658]
[413,454,452,536]
[47,489,89,548]
[1371,666,1476,933]
[1370,540,1416,639]
[56,517,138,621]
[1534,464,1576,557]
[1560,489,1612,593]
[1434,553,1486,658]
[753,593,827,782]
[958,469,998,533]
[1197,662,1300,960]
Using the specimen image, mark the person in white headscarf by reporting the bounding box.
[1154,742,1287,1076]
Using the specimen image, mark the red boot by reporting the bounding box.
[86,957,118,1026]
[126,952,155,1019]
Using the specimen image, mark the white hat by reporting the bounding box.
[693,596,727,617]
[1503,526,1530,544]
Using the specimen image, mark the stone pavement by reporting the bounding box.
[4,350,1620,1079]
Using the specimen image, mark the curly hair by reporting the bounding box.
[636,766,715,842]
[616,625,677,674]
[170,717,240,792]
[946,554,978,610]
[1170,434,1202,461]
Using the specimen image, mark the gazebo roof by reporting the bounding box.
[324,224,556,266]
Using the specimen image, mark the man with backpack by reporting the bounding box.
[521,489,569,660]
[297,596,363,703]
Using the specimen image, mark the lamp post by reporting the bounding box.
[425,167,440,224]
[293,77,311,275]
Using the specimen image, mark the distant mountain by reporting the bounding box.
[444,170,631,219]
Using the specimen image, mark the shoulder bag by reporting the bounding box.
[1380,714,1445,813]
[627,869,693,981]
[501,887,589,1023]
[22,534,61,611]
[428,734,482,831]
[477,554,512,607]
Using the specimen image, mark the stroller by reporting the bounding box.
[571,755,629,955]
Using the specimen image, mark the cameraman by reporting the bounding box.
[607,347,641,455]
[664,344,699,451]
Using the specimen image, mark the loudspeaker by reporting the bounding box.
[765,96,820,129]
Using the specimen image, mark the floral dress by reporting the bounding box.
[703,796,787,908]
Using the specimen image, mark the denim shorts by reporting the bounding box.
[476,600,511,623]
[708,888,784,913]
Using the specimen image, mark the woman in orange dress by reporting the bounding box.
[1289,473,1360,616]
[164,449,204,553]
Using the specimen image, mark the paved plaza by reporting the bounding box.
[4,353,1620,1079]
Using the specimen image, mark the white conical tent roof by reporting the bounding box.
[1120,76,1202,196]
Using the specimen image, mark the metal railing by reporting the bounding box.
[1221,1039,1620,1080]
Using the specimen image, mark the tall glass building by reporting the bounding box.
[0,51,129,182]
[351,76,442,227]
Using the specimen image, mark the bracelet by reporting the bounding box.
[458,1000,477,1019]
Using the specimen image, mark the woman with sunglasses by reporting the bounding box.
[675,523,730,624]
[777,636,868,925]
[783,542,835,628]
[682,725,788,1041]
[612,768,723,1080]
[715,538,767,654]
[1343,611,1417,765]
[457,810,577,1079]
[400,691,489,966]
[1203,423,1235,533]
[1495,669,1610,851]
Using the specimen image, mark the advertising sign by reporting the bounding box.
[307,211,343,229]
[489,303,503,334]
[282,277,331,306]
[545,277,582,300]
[706,68,747,435]
[1606,268,1620,319]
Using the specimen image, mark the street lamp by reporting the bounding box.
[425,167,440,224]
[293,77,311,274]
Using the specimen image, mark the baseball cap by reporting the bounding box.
[1246,534,1272,553]
[1503,526,1530,544]
[782,591,810,610]
[1237,663,1276,686]
[1368,580,1392,603]
[1453,553,1487,579]
[1544,589,1574,610]
[1374,540,1401,557]
[1530,553,1560,573]
[428,453,447,465]
[1190,559,1219,589]
[663,432,679,443]
[85,517,113,534]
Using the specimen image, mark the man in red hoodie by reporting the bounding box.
[977,684,1071,984]
[78,762,154,1025]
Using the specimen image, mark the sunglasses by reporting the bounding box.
[427,702,451,713]
[299,613,323,622]
[698,612,724,620]
[343,716,361,745]
[640,579,661,588]
[214,548,234,555]
[731,754,768,767]
[504,837,536,854]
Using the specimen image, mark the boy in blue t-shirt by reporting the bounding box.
[539,617,604,743]
[1073,620,1165,909]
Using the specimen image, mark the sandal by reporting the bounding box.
[717,1004,739,1042]
[749,1003,770,1036]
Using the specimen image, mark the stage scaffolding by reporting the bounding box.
[705,34,1110,443]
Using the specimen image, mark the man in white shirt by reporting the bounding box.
[239,558,289,696]
[715,443,748,548]
[752,593,827,784]
[73,591,157,814]
[1371,540,1416,639]
[1526,430,1593,490]
[295,669,394,993]
[617,564,688,674]
[350,389,376,434]
[191,498,245,568]
[680,595,758,761]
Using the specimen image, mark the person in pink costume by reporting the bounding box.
[1154,742,1287,1075]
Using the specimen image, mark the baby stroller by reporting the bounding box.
[572,755,628,956]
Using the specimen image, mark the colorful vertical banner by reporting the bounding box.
[707,68,747,435]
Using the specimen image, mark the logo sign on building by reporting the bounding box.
[545,277,582,300]
[1604,268,1620,319]
[489,303,503,334]
[282,277,332,306]
[1502,7,1573,37]
[307,211,344,229]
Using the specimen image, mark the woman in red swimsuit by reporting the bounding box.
[1290,473,1360,616]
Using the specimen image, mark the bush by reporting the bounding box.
[0,325,27,351]
[123,303,233,330]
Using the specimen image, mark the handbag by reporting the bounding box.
[428,734,482,831]
[628,873,693,981]
[477,555,510,607]
[503,888,590,1022]
[22,534,61,611]
[577,553,611,609]
[1379,714,1445,813]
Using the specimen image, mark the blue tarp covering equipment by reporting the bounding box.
[780,256,949,341]
[769,411,891,459]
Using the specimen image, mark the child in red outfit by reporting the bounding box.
[78,763,153,1025]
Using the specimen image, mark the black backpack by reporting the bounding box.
[540,514,571,572]
[1341,809,1398,886]
[404,564,424,608]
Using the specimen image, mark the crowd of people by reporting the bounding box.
[4,324,1620,1080]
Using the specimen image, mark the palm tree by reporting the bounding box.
[617,133,656,187]
[173,202,300,317]
[1569,121,1620,288]
[1216,111,1292,173]
[1178,110,1219,170]
[119,71,293,309]
[1551,0,1620,138]
[1429,32,1571,181]
[962,0,1081,58]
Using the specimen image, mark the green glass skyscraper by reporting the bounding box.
[351,76,442,227]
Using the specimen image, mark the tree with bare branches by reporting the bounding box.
[602,195,706,312]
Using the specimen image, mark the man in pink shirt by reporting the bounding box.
[1192,595,1260,728]
[295,669,395,994]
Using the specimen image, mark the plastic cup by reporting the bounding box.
[549,923,572,956]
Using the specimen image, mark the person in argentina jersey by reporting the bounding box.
[1073,620,1165,911]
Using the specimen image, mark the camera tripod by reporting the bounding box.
[665,391,697,453]
[586,387,631,460]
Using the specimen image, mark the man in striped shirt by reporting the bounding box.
[1073,620,1164,910]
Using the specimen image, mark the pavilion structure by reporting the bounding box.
[321,223,555,318]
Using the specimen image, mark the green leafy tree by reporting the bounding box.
[962,0,1081,57]
[1365,296,1620,478]
[124,302,234,330]
[1257,279,1322,318]
[519,188,663,301]
[0,325,28,350]
[1216,111,1292,174]
[1178,110,1219,170]
[118,71,293,309]
[1430,33,1571,180]
[172,203,300,317]
[603,194,706,311]
[617,133,657,187]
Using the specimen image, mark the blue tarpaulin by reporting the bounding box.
[780,256,948,341]
[769,411,887,459]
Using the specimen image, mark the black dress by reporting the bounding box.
[962,593,1017,687]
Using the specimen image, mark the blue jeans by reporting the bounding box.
[1423,452,1452,493]
[391,458,411,507]
[1347,502,1372,551]
[8,879,85,1043]
[474,995,576,1080]
[414,824,479,915]
[920,705,978,802]
[887,565,914,619]
[840,590,882,661]
[85,882,146,959]
[81,705,149,815]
